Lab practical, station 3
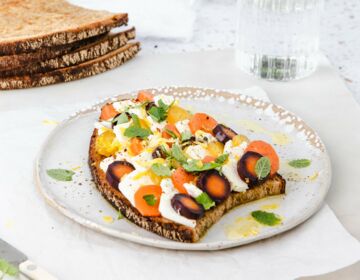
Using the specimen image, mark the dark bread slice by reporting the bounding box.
[89,129,286,243]
[0,0,128,55]
[0,33,109,70]
[1,28,136,76]
[0,42,140,90]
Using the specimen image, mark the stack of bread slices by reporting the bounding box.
[0,0,140,90]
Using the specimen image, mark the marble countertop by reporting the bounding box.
[140,0,360,104]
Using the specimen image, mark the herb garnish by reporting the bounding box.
[171,144,188,163]
[46,169,75,181]
[151,163,172,177]
[143,194,157,206]
[111,112,129,125]
[0,258,19,279]
[183,160,221,172]
[255,157,271,179]
[251,210,281,226]
[148,99,170,122]
[215,153,229,164]
[196,193,215,210]
[180,131,192,142]
[164,128,178,139]
[124,113,152,139]
[288,159,311,168]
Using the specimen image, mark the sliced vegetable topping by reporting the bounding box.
[171,193,204,219]
[171,167,195,194]
[100,103,118,121]
[196,170,231,204]
[245,140,279,175]
[152,146,168,159]
[129,137,144,156]
[134,185,162,216]
[202,155,216,163]
[106,161,135,189]
[162,124,180,139]
[189,113,218,134]
[137,91,154,102]
[166,105,192,124]
[95,130,120,157]
[237,151,265,185]
[213,124,237,143]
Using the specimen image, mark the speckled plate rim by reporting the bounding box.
[34,86,332,251]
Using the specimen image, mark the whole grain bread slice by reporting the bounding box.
[88,129,286,243]
[0,32,109,70]
[0,0,128,55]
[1,27,136,77]
[0,42,140,90]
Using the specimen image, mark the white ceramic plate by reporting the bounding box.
[35,87,331,250]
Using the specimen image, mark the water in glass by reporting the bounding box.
[236,0,323,81]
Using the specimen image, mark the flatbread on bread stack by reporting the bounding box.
[0,0,140,89]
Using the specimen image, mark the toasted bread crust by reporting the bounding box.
[1,28,136,76]
[0,0,128,54]
[0,42,140,90]
[89,129,286,242]
[0,33,109,70]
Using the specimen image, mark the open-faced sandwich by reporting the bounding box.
[89,91,286,242]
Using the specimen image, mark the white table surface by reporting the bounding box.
[1,53,360,279]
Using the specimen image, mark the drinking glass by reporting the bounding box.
[236,0,323,81]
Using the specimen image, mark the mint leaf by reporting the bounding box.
[158,99,170,110]
[130,113,141,127]
[46,169,75,181]
[124,113,152,139]
[112,112,129,125]
[148,99,171,122]
[148,106,166,122]
[0,258,19,277]
[215,153,229,164]
[151,163,172,177]
[251,210,281,226]
[124,126,151,139]
[164,128,178,139]
[255,157,271,179]
[171,144,187,163]
[195,192,215,210]
[181,131,192,142]
[288,159,311,168]
[183,160,221,172]
[143,194,157,206]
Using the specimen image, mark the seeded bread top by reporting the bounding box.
[0,0,127,54]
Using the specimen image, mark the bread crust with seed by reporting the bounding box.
[0,0,128,55]
[89,126,286,243]
[1,28,136,76]
[0,42,140,90]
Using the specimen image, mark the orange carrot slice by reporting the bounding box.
[130,137,144,156]
[100,104,118,121]
[137,91,154,102]
[171,167,195,194]
[202,155,216,163]
[245,140,279,175]
[189,113,218,134]
[162,124,181,139]
[134,185,162,216]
